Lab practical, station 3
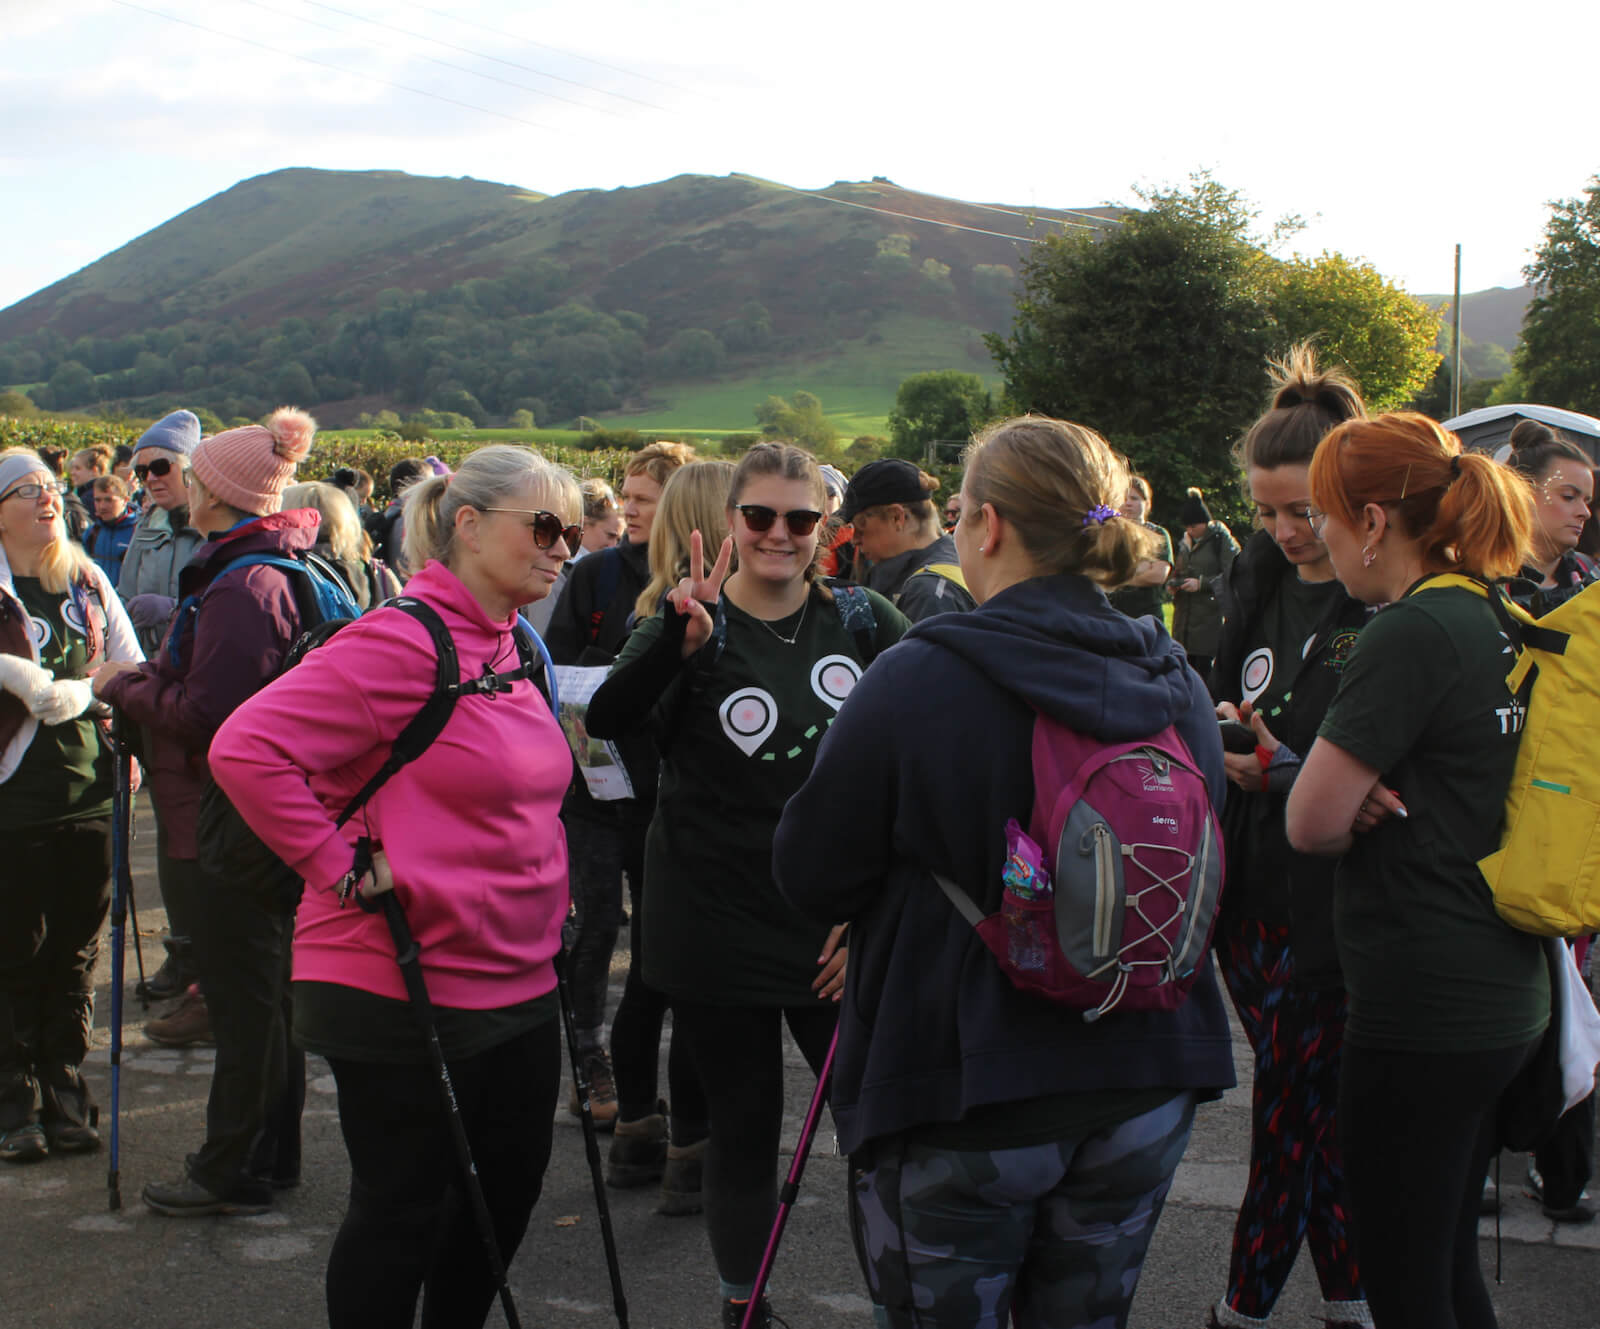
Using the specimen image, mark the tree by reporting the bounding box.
[985,174,1279,522]
[1270,253,1440,410]
[986,173,1441,524]
[1517,177,1600,412]
[754,390,837,451]
[0,389,36,416]
[887,370,993,462]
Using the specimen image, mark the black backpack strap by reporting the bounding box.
[333,598,459,827]
[587,547,623,646]
[832,583,880,666]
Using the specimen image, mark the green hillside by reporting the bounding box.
[0,168,1105,430]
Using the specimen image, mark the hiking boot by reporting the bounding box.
[657,1136,706,1216]
[567,1048,618,1129]
[137,937,193,1003]
[142,1172,272,1217]
[720,1295,779,1329]
[145,986,212,1047]
[1525,1161,1595,1223]
[0,1124,48,1164]
[606,1107,666,1188]
[43,1119,100,1154]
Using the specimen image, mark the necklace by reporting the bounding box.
[750,592,809,646]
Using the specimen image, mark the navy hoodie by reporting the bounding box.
[775,572,1235,1155]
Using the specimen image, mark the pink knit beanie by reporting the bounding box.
[190,407,316,516]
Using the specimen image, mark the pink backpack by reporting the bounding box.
[935,715,1224,1021]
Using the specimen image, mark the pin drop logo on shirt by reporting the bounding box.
[809,655,861,713]
[26,614,52,652]
[1241,647,1274,703]
[719,687,778,757]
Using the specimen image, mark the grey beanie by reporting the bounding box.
[135,410,201,457]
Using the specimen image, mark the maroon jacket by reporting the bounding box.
[101,508,320,859]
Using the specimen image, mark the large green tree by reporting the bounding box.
[1517,176,1600,412]
[987,174,1440,524]
[887,370,993,462]
[1271,253,1439,410]
[986,175,1279,522]
[754,390,837,452]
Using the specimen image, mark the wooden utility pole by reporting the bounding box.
[1451,244,1463,419]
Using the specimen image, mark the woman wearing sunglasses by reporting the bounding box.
[586,442,909,1329]
[208,445,580,1327]
[118,411,205,656]
[0,449,142,1164]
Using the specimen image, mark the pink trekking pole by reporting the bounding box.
[743,1026,838,1329]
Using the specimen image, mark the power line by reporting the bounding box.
[413,3,708,99]
[109,0,558,133]
[298,0,671,112]
[893,183,1124,229]
[759,180,1106,243]
[227,0,623,117]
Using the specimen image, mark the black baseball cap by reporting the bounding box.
[839,459,927,523]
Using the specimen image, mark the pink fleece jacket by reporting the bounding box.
[208,560,571,1009]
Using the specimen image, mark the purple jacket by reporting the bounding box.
[101,508,321,859]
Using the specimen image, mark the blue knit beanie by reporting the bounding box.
[136,410,201,457]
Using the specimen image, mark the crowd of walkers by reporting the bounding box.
[0,358,1596,1329]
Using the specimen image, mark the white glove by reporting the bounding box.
[0,654,54,704]
[31,678,95,726]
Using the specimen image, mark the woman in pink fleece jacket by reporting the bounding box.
[209,444,580,1329]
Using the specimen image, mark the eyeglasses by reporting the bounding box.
[134,456,183,482]
[1306,509,1329,538]
[737,504,822,537]
[481,508,581,551]
[0,482,49,503]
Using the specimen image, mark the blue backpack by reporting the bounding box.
[165,549,362,670]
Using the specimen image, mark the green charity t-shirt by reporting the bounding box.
[1316,581,1548,1053]
[0,578,113,833]
[624,585,908,1007]
[1241,573,1348,723]
[1109,523,1174,621]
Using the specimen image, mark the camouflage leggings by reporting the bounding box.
[853,1091,1196,1329]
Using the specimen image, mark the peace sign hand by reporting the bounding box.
[667,530,734,657]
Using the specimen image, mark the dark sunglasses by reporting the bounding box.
[133,456,184,482]
[481,507,582,551]
[736,504,822,537]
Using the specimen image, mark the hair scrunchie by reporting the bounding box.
[1082,503,1117,527]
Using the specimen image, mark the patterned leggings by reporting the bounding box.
[1216,919,1364,1323]
[853,1092,1196,1329]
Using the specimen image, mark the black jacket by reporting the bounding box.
[1211,530,1369,987]
[775,573,1234,1155]
[544,540,655,809]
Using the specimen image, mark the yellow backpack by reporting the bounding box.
[1428,573,1600,936]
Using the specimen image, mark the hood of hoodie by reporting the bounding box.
[179,507,320,596]
[908,572,1200,743]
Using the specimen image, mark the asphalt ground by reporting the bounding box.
[4,795,1596,1329]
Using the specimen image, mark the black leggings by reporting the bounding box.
[673,1001,836,1290]
[1340,1039,1537,1329]
[324,1020,562,1329]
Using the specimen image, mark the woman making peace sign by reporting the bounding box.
[586,443,908,1328]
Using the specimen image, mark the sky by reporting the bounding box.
[3,0,1598,315]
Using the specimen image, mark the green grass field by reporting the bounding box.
[593,314,1001,437]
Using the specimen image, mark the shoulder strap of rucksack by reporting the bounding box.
[1421,572,1567,662]
[912,562,969,592]
[831,583,880,666]
[332,600,558,826]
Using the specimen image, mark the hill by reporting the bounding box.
[0,168,1120,430]
[1417,284,1532,378]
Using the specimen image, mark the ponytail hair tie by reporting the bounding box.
[1082,504,1117,527]
[1449,456,1462,479]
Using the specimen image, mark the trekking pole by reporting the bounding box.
[106,715,134,1211]
[378,888,523,1329]
[743,1025,839,1329]
[554,948,630,1329]
[118,728,148,1002]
